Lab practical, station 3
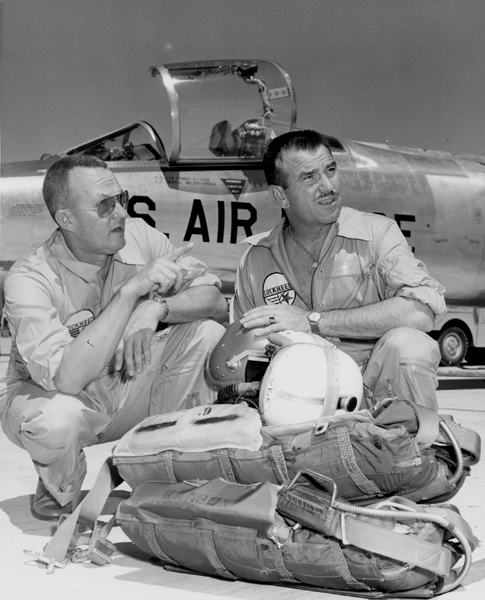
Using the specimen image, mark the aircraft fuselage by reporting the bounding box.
[2,138,485,306]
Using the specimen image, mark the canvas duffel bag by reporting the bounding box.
[115,470,478,597]
[113,398,480,505]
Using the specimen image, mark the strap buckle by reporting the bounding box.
[88,537,116,565]
[71,536,116,566]
[286,469,338,507]
[24,549,69,574]
[340,512,350,545]
[70,537,116,567]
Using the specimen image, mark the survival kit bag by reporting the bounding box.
[116,470,478,597]
[31,399,480,596]
[113,398,480,505]
[35,465,478,596]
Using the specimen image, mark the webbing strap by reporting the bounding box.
[411,403,440,447]
[215,449,237,482]
[41,457,120,566]
[320,339,341,416]
[269,444,290,484]
[437,417,481,465]
[142,523,178,565]
[328,538,372,591]
[265,540,297,581]
[334,512,452,577]
[335,426,382,497]
[163,451,177,483]
[423,505,479,551]
[201,530,237,580]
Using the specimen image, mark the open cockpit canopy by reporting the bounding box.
[62,121,167,163]
[56,59,297,165]
[151,59,296,163]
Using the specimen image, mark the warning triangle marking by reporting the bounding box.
[221,178,246,199]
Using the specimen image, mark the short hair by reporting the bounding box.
[263,130,333,188]
[42,154,107,220]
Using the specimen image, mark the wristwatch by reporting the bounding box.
[151,293,170,322]
[307,311,322,336]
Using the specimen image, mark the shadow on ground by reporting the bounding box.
[0,488,131,537]
[0,494,56,536]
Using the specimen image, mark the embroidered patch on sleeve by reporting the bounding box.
[262,273,295,305]
[65,309,95,338]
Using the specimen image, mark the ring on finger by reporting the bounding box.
[268,314,276,325]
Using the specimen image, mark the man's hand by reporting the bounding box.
[240,304,311,336]
[124,244,194,300]
[115,300,161,376]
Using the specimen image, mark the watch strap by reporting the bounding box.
[152,294,170,321]
[308,312,322,336]
[310,321,321,335]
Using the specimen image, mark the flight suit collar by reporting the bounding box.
[46,228,141,283]
[243,206,372,249]
[336,207,373,241]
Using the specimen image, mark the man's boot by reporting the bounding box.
[31,479,75,521]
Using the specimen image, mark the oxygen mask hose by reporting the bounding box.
[330,497,473,594]
[287,469,474,594]
[439,419,465,487]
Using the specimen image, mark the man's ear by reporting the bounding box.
[268,185,289,209]
[55,208,75,231]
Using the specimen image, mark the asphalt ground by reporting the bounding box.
[0,335,484,600]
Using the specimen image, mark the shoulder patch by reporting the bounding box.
[262,273,295,305]
[65,309,95,338]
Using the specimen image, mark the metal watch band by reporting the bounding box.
[152,294,170,321]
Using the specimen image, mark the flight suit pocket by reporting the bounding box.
[324,258,372,308]
[149,370,203,416]
[149,371,182,416]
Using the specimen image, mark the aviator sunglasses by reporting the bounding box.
[78,190,129,218]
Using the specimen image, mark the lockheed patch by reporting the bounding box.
[65,309,95,338]
[262,273,295,305]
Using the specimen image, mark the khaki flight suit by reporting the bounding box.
[1,218,224,505]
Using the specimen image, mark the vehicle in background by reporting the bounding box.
[1,59,484,365]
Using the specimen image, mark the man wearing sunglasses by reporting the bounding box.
[0,154,228,520]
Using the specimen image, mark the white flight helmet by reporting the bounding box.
[259,337,363,426]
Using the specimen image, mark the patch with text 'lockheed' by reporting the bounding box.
[65,309,95,338]
[262,272,295,305]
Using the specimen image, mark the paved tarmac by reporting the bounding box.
[0,335,484,600]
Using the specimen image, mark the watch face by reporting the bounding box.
[309,312,321,323]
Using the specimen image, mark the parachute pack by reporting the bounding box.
[114,398,479,505]
[34,400,481,596]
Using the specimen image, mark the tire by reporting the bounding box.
[438,326,468,366]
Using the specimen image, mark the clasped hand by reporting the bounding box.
[116,244,193,376]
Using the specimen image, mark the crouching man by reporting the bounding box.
[234,130,446,412]
[0,154,227,520]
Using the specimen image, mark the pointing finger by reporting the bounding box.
[166,243,194,262]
